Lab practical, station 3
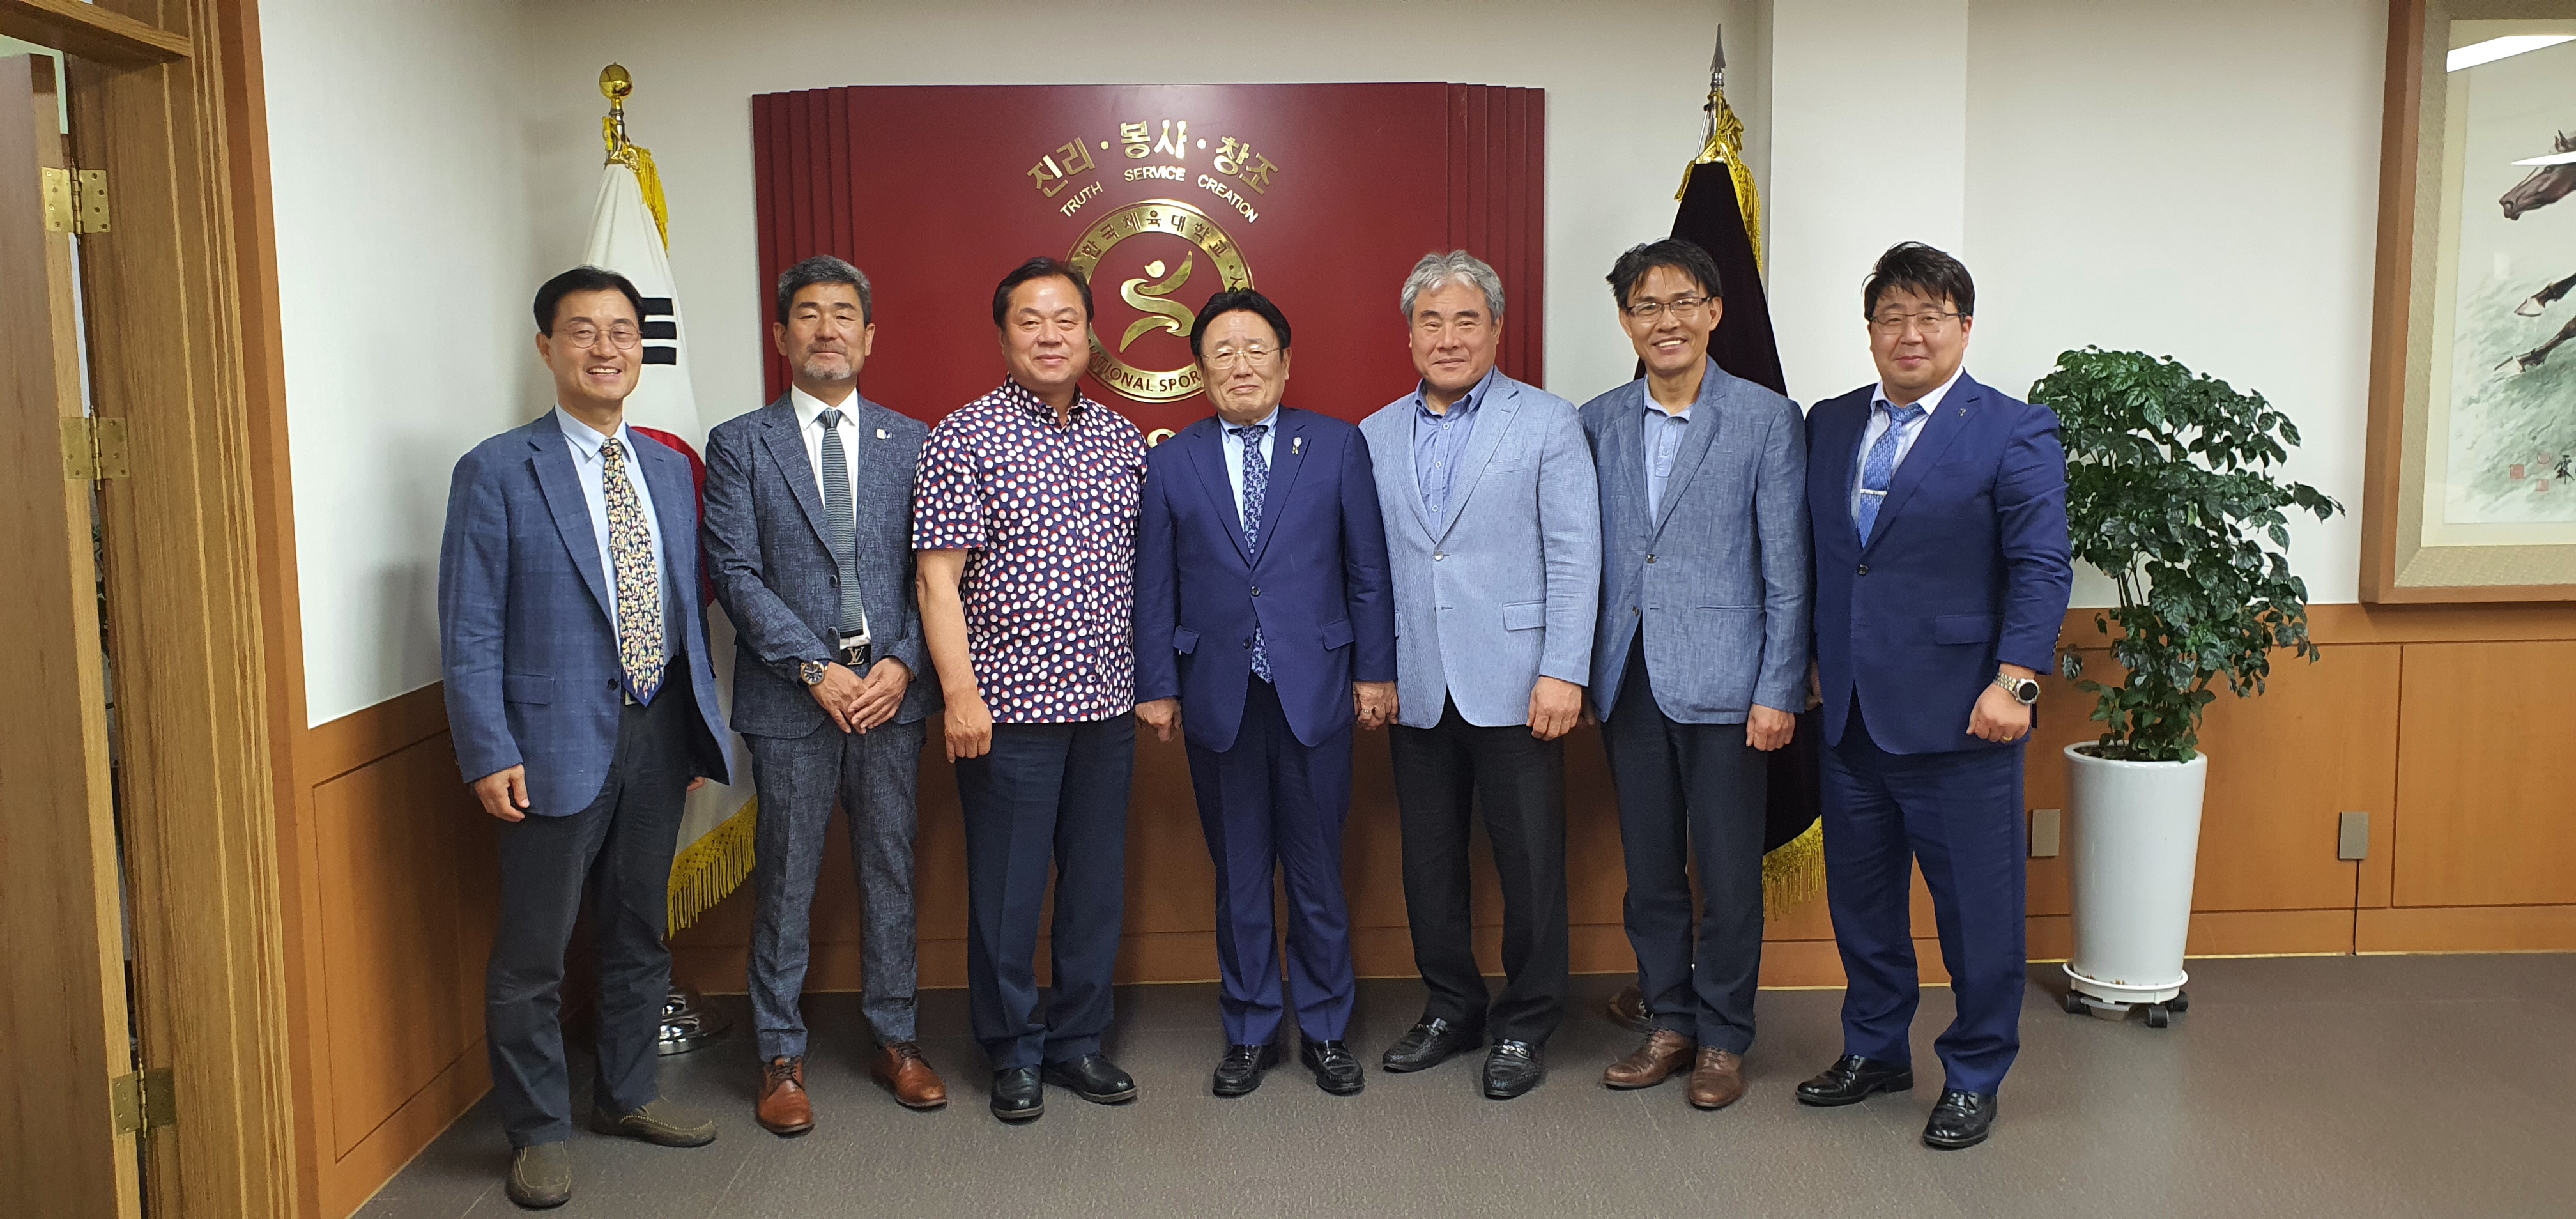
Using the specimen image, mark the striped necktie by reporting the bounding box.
[817,408,868,648]
[1855,404,1926,546]
[1238,422,1271,682]
[600,436,665,703]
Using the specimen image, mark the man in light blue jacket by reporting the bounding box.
[1578,239,1809,1113]
[1360,250,1600,1100]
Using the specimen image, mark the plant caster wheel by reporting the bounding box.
[2061,990,2090,1015]
[2143,1004,2170,1029]
[2166,990,2188,1013]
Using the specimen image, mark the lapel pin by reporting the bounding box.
[1292,435,1304,454]
[877,427,890,439]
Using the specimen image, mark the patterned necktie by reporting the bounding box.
[817,409,868,647]
[600,436,665,703]
[1855,404,1927,546]
[1238,422,1271,682]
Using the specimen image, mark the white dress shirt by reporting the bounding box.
[1849,367,1965,524]
[790,384,863,494]
[554,406,668,643]
[1218,406,1280,526]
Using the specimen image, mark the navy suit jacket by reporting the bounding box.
[1134,407,1397,753]
[1806,372,2073,755]
[701,394,934,739]
[439,412,732,816]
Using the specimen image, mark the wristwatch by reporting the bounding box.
[1993,670,2041,706]
[799,659,831,686]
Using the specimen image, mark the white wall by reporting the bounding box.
[265,0,548,724]
[1765,0,2385,604]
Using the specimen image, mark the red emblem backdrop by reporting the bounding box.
[749,84,1545,436]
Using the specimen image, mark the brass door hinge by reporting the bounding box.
[109,1067,175,1136]
[61,417,131,482]
[39,166,109,234]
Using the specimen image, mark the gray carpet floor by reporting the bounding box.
[356,954,2576,1218]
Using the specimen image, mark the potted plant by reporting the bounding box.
[2029,349,2341,1026]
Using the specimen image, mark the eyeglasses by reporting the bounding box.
[561,323,641,351]
[1867,310,1961,336]
[1204,344,1278,368]
[1624,295,1710,322]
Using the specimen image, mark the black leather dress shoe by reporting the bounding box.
[1794,1055,1915,1107]
[1301,1039,1365,1096]
[1043,1052,1139,1104]
[1922,1089,1998,1149]
[990,1066,1044,1122]
[1381,1016,1482,1073]
[1482,1040,1545,1100]
[1212,1043,1279,1098]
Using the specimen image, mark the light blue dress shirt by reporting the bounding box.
[1410,365,1496,521]
[1643,393,1692,518]
[554,406,669,643]
[1848,369,1964,524]
[1218,406,1280,526]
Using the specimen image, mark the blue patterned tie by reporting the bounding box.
[1855,404,1926,546]
[600,437,665,703]
[816,409,868,647]
[1238,423,1271,682]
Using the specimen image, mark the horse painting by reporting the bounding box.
[2501,130,2576,372]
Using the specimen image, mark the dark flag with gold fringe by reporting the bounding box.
[1666,34,1820,921]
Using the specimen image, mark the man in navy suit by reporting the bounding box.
[440,267,735,1208]
[1134,289,1397,1098]
[1793,243,2071,1151]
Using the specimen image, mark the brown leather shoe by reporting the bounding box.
[1602,1029,1696,1089]
[873,1041,949,1110]
[756,1057,813,1136]
[1688,1047,1746,1110]
[1606,981,1652,1033]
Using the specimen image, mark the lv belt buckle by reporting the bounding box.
[839,637,871,670]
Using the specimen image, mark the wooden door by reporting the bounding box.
[0,52,145,1219]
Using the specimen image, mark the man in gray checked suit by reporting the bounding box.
[1362,250,1600,1100]
[1579,239,1809,1112]
[703,256,947,1134]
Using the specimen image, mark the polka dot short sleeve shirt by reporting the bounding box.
[913,380,1149,724]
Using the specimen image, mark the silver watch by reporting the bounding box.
[1993,671,2040,706]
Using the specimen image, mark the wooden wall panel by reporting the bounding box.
[2392,641,2576,908]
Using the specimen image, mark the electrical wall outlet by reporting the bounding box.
[2028,808,2061,858]
[2337,811,2370,861]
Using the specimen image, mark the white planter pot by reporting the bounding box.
[2062,744,2208,1007]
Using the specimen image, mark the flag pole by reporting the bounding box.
[1678,27,1764,279]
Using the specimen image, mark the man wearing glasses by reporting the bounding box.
[440,267,734,1208]
[1133,289,1397,1098]
[1361,251,1599,1100]
[1577,240,1808,1112]
[1794,243,2071,1151]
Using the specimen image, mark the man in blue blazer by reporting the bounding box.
[702,256,947,1132]
[439,267,733,1209]
[1794,243,2072,1151]
[1579,240,1809,1112]
[1360,252,1600,1100]
[1134,289,1397,1098]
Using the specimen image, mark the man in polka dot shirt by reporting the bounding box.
[914,257,1149,1123]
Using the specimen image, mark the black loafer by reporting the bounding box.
[1043,1052,1139,1104]
[1212,1043,1279,1098]
[1381,1016,1482,1073]
[1482,1039,1545,1100]
[1794,1055,1915,1107]
[1301,1039,1365,1096]
[990,1066,1045,1121]
[1922,1089,1997,1149]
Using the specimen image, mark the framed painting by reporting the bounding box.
[2364,0,2576,600]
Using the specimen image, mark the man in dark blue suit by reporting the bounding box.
[1794,243,2071,1151]
[440,267,734,1208]
[1134,289,1397,1098]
